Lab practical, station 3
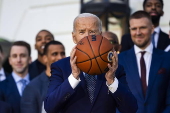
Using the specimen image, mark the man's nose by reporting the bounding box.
[136,29,141,35]
[57,54,64,60]
[17,56,21,62]
[151,4,156,9]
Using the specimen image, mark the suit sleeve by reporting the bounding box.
[44,62,75,113]
[112,65,138,113]
[20,84,39,113]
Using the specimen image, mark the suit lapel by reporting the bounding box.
[125,48,144,100]
[157,30,163,49]
[7,75,21,101]
[145,49,163,101]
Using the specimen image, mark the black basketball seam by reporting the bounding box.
[76,50,112,64]
[87,35,102,74]
[99,37,113,63]
[76,46,92,74]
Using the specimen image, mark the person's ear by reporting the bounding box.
[9,57,12,66]
[72,32,77,44]
[28,57,32,64]
[43,55,47,65]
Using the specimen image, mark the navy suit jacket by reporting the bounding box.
[120,30,170,52]
[44,57,137,113]
[0,101,12,113]
[29,59,46,79]
[118,48,170,113]
[21,72,49,113]
[0,74,33,113]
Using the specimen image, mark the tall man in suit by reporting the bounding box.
[29,30,54,78]
[0,45,9,81]
[20,41,66,113]
[0,41,32,113]
[44,13,137,113]
[121,0,170,52]
[119,11,170,113]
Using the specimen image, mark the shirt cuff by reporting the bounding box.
[68,74,81,89]
[106,78,118,93]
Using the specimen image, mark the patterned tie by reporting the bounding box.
[151,31,156,48]
[20,79,27,95]
[140,51,147,97]
[85,74,96,103]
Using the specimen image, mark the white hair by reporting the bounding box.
[73,13,102,32]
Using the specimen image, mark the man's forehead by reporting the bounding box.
[76,17,98,25]
[10,46,28,54]
[145,0,162,4]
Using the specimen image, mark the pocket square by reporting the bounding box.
[158,68,166,74]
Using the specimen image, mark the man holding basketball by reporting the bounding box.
[44,13,137,113]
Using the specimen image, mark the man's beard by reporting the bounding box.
[38,51,44,56]
[151,15,161,25]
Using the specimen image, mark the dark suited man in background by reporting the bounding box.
[121,0,169,52]
[29,30,54,78]
[0,41,32,113]
[21,41,66,113]
[119,11,170,113]
[44,13,137,113]
[0,45,9,81]
[102,31,121,54]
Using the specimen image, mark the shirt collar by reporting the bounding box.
[0,68,5,75]
[12,72,30,83]
[154,26,160,34]
[134,42,153,54]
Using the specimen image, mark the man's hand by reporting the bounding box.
[70,46,80,79]
[105,51,118,85]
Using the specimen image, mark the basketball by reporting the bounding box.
[75,35,114,75]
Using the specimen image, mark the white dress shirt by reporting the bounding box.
[153,26,160,48]
[41,102,46,113]
[68,73,118,93]
[0,68,6,81]
[134,43,153,86]
[12,72,30,96]
[165,45,170,52]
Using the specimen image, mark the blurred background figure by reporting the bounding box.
[102,31,121,54]
[121,0,170,52]
[0,41,32,113]
[29,30,54,79]
[21,40,65,113]
[0,45,10,81]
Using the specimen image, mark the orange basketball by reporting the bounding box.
[75,35,114,75]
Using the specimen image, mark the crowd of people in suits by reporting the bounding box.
[0,30,66,113]
[0,0,170,113]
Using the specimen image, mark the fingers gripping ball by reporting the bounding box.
[75,35,114,75]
